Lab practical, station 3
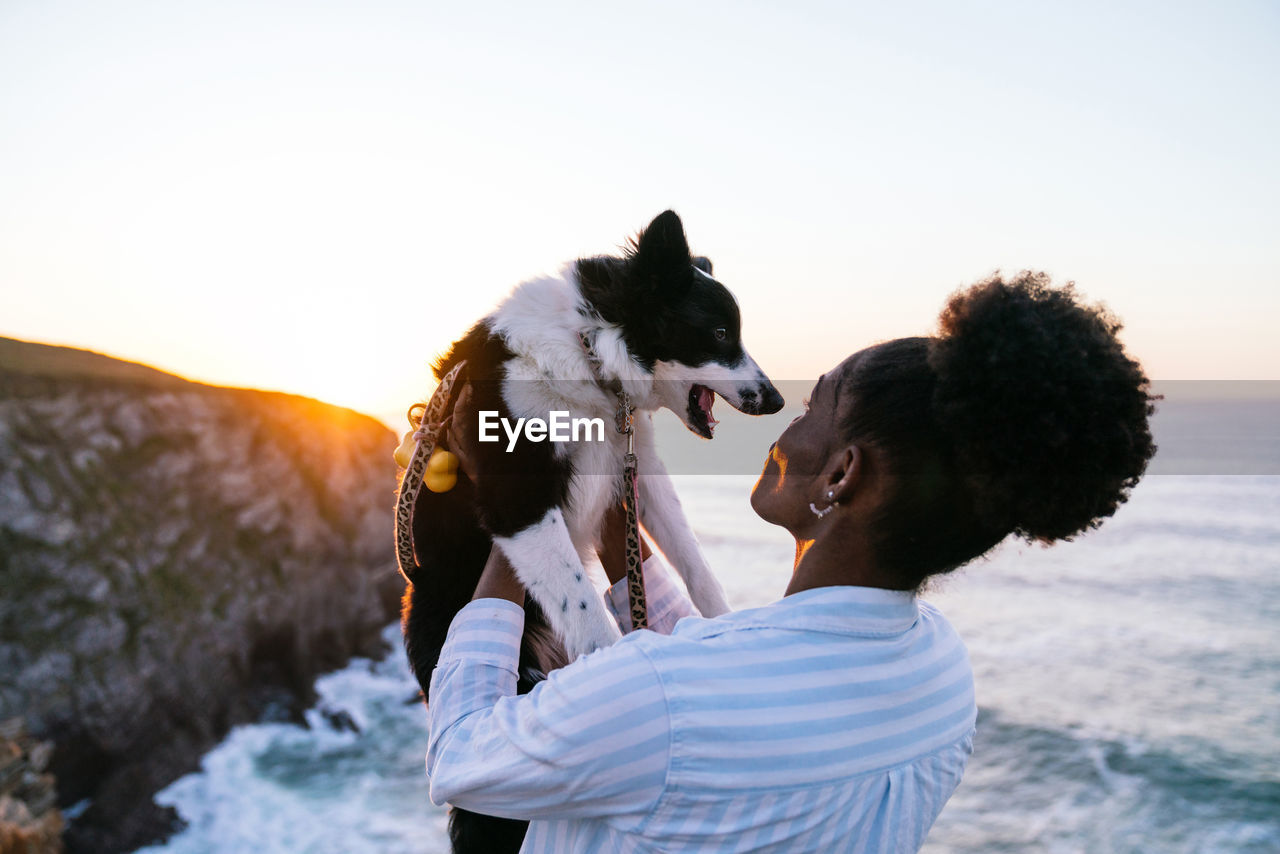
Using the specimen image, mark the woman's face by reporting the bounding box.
[751,354,858,532]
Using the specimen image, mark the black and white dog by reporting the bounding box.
[401,210,782,850]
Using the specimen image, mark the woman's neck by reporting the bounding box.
[785,524,903,595]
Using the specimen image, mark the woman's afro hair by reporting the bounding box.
[928,271,1158,543]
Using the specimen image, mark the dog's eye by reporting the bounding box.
[714,328,727,342]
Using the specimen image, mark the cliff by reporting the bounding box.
[0,338,403,852]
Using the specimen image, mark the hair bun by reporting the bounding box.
[928,272,1157,542]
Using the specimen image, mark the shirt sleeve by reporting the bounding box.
[426,598,671,828]
[603,552,702,636]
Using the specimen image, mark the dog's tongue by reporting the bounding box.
[700,386,718,426]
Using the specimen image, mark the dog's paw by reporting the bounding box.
[556,600,622,659]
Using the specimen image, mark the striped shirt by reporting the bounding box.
[427,556,976,853]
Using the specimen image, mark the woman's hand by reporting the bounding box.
[436,382,526,605]
[472,545,525,605]
[442,382,481,482]
[598,501,652,585]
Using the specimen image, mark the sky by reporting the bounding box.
[2,0,1277,426]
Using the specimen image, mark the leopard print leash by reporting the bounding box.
[395,360,467,584]
[615,392,648,630]
[581,330,649,629]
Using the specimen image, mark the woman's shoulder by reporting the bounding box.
[916,598,967,642]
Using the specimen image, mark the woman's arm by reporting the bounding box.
[427,582,670,826]
[470,537,526,605]
[427,387,680,822]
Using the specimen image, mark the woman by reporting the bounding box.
[425,272,1156,853]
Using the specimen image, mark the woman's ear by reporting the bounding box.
[825,445,863,505]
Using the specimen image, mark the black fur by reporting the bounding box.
[401,211,778,853]
[402,324,573,852]
[577,211,747,372]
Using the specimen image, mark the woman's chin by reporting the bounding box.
[749,474,781,524]
[751,451,790,523]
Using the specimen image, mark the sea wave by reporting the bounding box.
[142,475,1280,853]
[926,709,1280,854]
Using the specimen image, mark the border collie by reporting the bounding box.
[401,210,783,852]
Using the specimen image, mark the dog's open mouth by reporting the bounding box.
[687,384,720,439]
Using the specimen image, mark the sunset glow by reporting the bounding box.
[3,1,1277,426]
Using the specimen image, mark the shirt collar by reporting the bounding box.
[711,585,920,638]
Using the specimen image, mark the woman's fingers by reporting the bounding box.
[442,383,479,476]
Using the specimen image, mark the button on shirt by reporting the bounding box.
[427,557,976,853]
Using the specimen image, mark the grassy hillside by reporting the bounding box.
[0,336,383,429]
[0,337,191,388]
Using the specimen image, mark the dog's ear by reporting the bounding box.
[630,210,693,296]
[692,256,713,275]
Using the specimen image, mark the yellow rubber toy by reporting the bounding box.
[393,430,417,469]
[424,449,460,493]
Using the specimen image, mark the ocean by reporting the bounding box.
[138,397,1280,854]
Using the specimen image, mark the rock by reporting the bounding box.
[318,705,361,734]
[0,718,63,854]
[0,338,403,853]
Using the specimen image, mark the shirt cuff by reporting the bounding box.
[604,553,701,635]
[437,598,526,672]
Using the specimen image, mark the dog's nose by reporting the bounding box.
[759,383,784,414]
[738,383,785,415]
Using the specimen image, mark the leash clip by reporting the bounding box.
[615,391,636,455]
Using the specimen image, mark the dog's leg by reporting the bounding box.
[493,507,622,658]
[633,421,732,617]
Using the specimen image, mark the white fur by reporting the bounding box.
[479,263,749,656]
[563,438,625,551]
[489,265,654,413]
[492,509,621,656]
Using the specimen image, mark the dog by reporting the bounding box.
[400,210,783,852]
